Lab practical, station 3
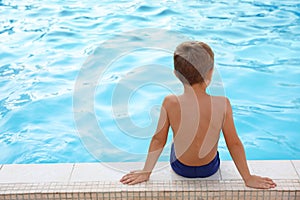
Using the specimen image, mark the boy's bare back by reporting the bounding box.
[164,91,226,166]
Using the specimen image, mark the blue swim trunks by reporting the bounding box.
[170,144,220,178]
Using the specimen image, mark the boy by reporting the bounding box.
[120,41,276,189]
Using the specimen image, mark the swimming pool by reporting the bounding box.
[0,0,299,164]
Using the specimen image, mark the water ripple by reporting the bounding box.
[136,5,160,12]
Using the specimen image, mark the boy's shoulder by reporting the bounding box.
[211,95,230,106]
[211,95,229,102]
[162,94,180,110]
[210,96,232,115]
[163,94,179,105]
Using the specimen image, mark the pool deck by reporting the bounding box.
[0,160,299,200]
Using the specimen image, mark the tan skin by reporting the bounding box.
[120,69,277,189]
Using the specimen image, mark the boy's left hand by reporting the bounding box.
[120,170,151,185]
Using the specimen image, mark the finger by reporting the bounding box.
[263,177,273,181]
[120,175,128,182]
[120,175,136,184]
[125,174,135,178]
[263,182,276,189]
[126,174,136,179]
[258,177,272,184]
[266,180,276,186]
[267,184,276,189]
[129,179,144,185]
[120,174,131,182]
[264,178,277,185]
[268,181,277,188]
[254,180,270,189]
[263,177,276,184]
[260,183,271,189]
[128,179,140,185]
[120,177,129,184]
[262,178,273,184]
[122,177,135,184]
[262,178,276,187]
[270,181,277,187]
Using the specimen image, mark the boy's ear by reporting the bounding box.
[206,68,214,78]
[205,68,214,85]
[174,70,178,78]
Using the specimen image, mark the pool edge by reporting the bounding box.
[0,160,299,199]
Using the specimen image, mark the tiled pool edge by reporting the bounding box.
[0,180,299,200]
[0,160,299,200]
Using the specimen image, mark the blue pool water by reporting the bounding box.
[0,0,300,163]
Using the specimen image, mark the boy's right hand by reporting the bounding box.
[120,170,151,185]
[245,175,277,189]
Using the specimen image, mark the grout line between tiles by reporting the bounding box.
[219,167,223,181]
[67,163,75,183]
[291,160,300,179]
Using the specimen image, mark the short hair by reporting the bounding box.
[174,41,214,85]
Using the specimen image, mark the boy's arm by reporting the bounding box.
[120,97,170,185]
[222,98,276,189]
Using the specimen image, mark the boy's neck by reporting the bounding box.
[183,83,208,95]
